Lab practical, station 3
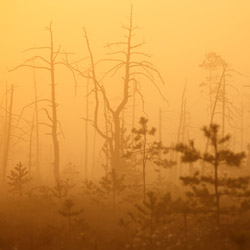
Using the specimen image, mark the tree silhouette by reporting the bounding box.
[130,117,156,200]
[65,6,166,181]
[9,23,76,183]
[126,117,174,200]
[176,124,246,226]
[200,53,238,147]
[2,84,14,182]
[58,199,83,234]
[7,162,31,199]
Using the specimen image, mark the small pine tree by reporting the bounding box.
[124,191,173,249]
[176,124,247,226]
[127,117,174,200]
[7,162,31,199]
[58,199,83,233]
[99,170,126,209]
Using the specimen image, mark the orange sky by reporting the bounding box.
[1,0,250,71]
[1,0,250,177]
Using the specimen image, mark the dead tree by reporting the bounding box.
[28,107,35,175]
[200,53,229,152]
[27,65,40,178]
[84,78,90,179]
[66,6,166,180]
[1,84,41,182]
[32,64,40,178]
[2,84,14,182]
[175,83,188,177]
[9,23,75,183]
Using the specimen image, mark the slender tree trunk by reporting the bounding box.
[28,108,36,175]
[104,104,109,176]
[240,103,244,152]
[91,129,96,180]
[112,173,117,211]
[2,84,14,182]
[214,147,220,227]
[176,84,186,178]
[142,133,147,201]
[205,68,225,152]
[84,79,89,179]
[131,83,136,166]
[33,66,40,178]
[180,98,187,176]
[0,84,8,152]
[49,27,60,182]
[112,113,121,174]
[222,75,226,138]
[109,8,132,176]
[214,164,220,226]
[209,70,213,116]
[158,108,162,189]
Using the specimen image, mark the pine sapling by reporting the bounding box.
[7,162,31,199]
[58,199,83,234]
[176,124,246,227]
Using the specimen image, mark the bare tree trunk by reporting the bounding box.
[104,104,109,176]
[84,79,89,180]
[131,82,136,166]
[78,6,166,201]
[240,103,244,152]
[0,85,7,152]
[205,68,225,152]
[2,84,14,182]
[180,98,187,176]
[209,70,213,116]
[8,23,76,183]
[91,129,96,180]
[113,113,122,174]
[214,144,221,227]
[142,132,147,201]
[176,83,187,178]
[49,26,60,182]
[222,75,226,138]
[158,108,162,188]
[28,108,35,175]
[32,65,40,179]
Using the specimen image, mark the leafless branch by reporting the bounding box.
[43,108,53,123]
[57,120,65,139]
[22,47,50,52]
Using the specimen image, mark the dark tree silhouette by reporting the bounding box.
[58,199,83,234]
[7,162,31,199]
[126,117,174,200]
[9,23,76,183]
[65,6,166,181]
[176,124,246,226]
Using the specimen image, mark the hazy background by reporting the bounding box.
[1,0,250,181]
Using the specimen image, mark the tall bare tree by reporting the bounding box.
[67,6,166,180]
[10,23,75,182]
[200,53,230,139]
[2,84,14,182]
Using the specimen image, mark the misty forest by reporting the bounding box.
[1,1,250,250]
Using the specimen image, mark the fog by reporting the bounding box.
[0,1,250,250]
